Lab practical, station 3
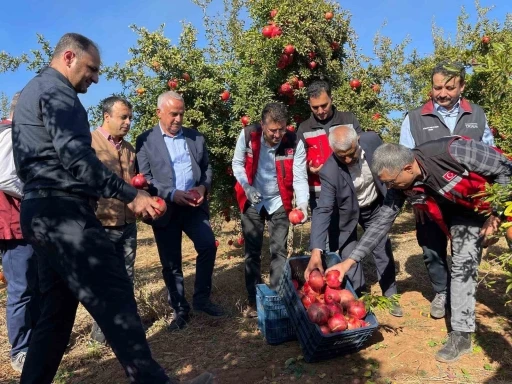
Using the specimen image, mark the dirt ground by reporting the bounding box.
[0,210,511,384]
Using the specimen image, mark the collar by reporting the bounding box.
[311,106,337,127]
[43,67,76,92]
[98,126,124,143]
[434,100,460,114]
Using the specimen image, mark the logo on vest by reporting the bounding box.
[286,148,294,156]
[422,126,439,131]
[443,171,457,181]
[465,123,478,129]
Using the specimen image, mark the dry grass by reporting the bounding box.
[0,210,511,384]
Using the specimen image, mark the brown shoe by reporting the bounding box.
[243,303,258,318]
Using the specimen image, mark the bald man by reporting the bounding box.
[305,126,402,316]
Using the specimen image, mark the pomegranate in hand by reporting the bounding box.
[185,189,201,204]
[288,209,305,225]
[131,174,148,189]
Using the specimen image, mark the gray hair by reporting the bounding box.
[371,143,415,175]
[157,91,184,108]
[9,91,21,119]
[328,125,358,151]
[52,33,100,61]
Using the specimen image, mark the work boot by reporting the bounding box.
[168,312,190,331]
[435,331,471,363]
[430,292,447,319]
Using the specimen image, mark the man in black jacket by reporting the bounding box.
[13,33,212,384]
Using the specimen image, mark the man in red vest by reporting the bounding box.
[326,136,511,363]
[232,102,309,317]
[0,92,40,373]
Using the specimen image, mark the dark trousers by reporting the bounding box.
[19,197,169,384]
[241,205,289,302]
[310,195,339,252]
[339,200,398,297]
[1,240,40,358]
[104,222,137,283]
[416,216,449,294]
[152,205,216,315]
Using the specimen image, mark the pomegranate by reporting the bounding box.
[262,26,273,38]
[271,26,282,37]
[0,271,6,285]
[324,286,341,305]
[237,237,245,246]
[280,83,293,94]
[303,281,312,295]
[286,125,295,133]
[220,90,230,101]
[185,189,201,204]
[316,294,325,304]
[346,316,362,330]
[241,115,250,126]
[283,44,295,55]
[350,79,361,90]
[347,300,367,320]
[301,294,316,309]
[288,208,305,225]
[482,35,491,44]
[371,83,381,93]
[167,78,178,89]
[228,239,234,246]
[308,52,316,59]
[308,61,318,70]
[136,88,145,95]
[506,226,512,242]
[310,155,323,168]
[131,174,148,189]
[372,113,382,120]
[215,239,219,248]
[330,42,340,50]
[338,289,356,309]
[292,279,299,290]
[270,9,278,18]
[319,325,331,335]
[328,313,347,332]
[153,197,166,215]
[297,80,304,89]
[326,303,343,317]
[325,270,341,288]
[308,269,325,293]
[307,303,330,325]
[182,72,191,82]
[325,11,334,20]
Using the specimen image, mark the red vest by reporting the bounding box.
[234,125,297,213]
[0,192,23,240]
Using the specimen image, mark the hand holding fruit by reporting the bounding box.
[244,185,262,205]
[131,173,149,190]
[324,259,357,284]
[185,185,205,207]
[297,203,308,224]
[128,190,166,220]
[308,158,324,174]
[304,249,324,280]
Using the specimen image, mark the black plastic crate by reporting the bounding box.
[277,253,379,362]
[256,284,297,345]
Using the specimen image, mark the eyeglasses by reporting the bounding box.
[384,169,403,188]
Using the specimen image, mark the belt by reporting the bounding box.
[23,190,98,209]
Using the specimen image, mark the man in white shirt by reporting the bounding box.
[0,92,40,373]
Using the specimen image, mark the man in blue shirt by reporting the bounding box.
[399,61,494,319]
[136,91,224,331]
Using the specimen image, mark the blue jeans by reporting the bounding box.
[1,240,40,358]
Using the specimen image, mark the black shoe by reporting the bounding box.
[389,302,404,317]
[435,331,472,363]
[168,313,189,331]
[90,322,107,344]
[193,301,225,317]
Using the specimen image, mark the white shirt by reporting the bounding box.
[347,148,378,208]
[0,123,23,198]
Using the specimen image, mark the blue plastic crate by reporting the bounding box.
[256,284,297,345]
[277,253,379,362]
